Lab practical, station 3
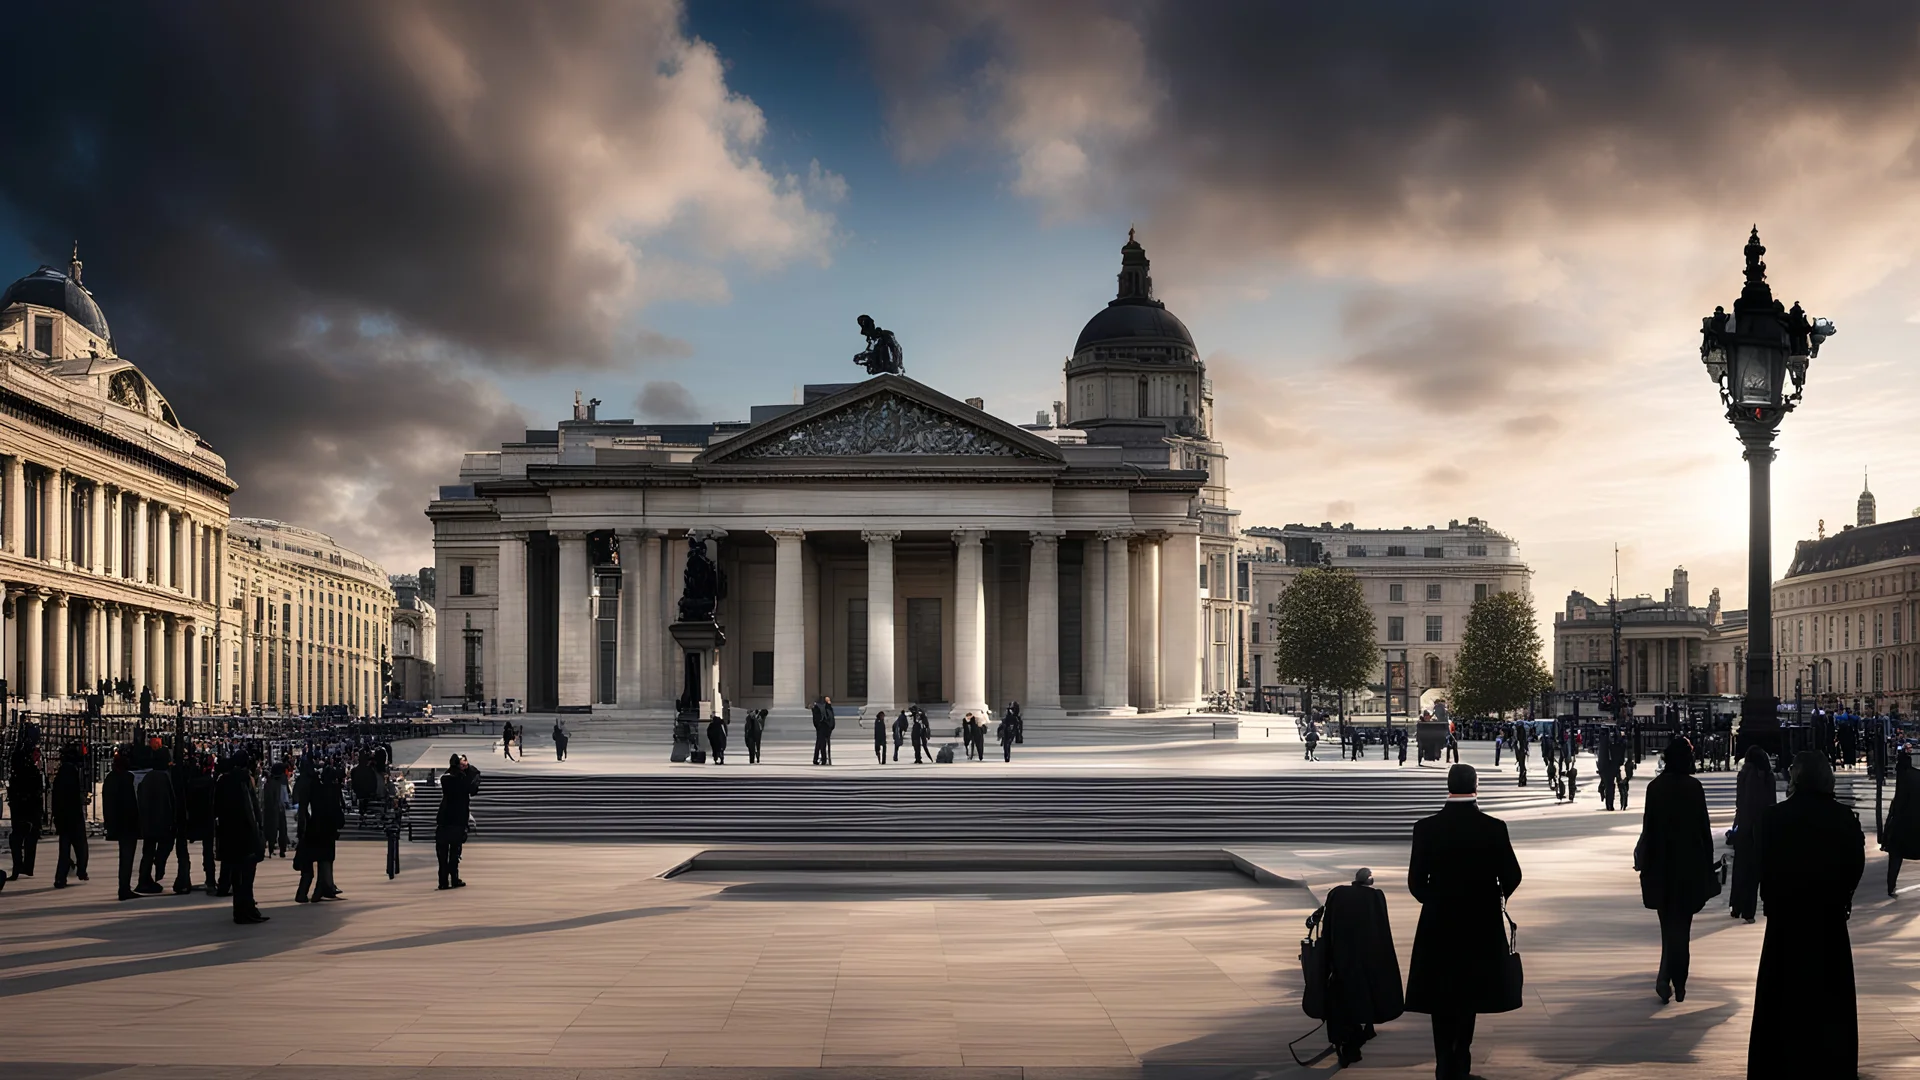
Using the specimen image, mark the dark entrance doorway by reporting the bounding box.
[907,597,943,704]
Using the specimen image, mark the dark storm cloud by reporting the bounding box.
[1339,291,1559,414]
[0,1,830,569]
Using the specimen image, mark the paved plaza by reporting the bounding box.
[3,730,1917,1080]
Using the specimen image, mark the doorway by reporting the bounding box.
[907,597,943,704]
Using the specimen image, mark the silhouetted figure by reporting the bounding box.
[1320,867,1404,1066]
[103,750,140,900]
[1305,727,1319,761]
[1599,737,1620,810]
[501,721,517,761]
[873,711,888,764]
[1748,751,1865,1079]
[296,765,345,903]
[1637,738,1714,1004]
[216,754,268,924]
[1883,750,1920,896]
[910,707,931,763]
[707,715,728,765]
[51,743,89,888]
[436,754,481,889]
[1730,746,1776,920]
[745,709,765,764]
[264,762,292,858]
[1405,764,1522,1080]
[174,753,217,894]
[8,744,44,880]
[891,711,908,762]
[552,719,570,762]
[811,697,835,765]
[1398,728,1409,767]
[997,714,1016,762]
[134,747,175,893]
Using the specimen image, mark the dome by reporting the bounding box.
[2,263,111,344]
[1070,230,1196,360]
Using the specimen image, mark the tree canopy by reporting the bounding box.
[1271,567,1377,694]
[1449,590,1551,719]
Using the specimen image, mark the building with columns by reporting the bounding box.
[390,573,436,703]
[428,234,1228,721]
[0,253,234,706]
[224,518,392,715]
[1553,567,1748,707]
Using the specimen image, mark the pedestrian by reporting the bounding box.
[1880,749,1920,897]
[1494,734,1503,768]
[501,721,516,761]
[1730,745,1775,921]
[997,712,1016,762]
[1398,728,1409,767]
[873,710,888,764]
[436,754,481,889]
[1319,866,1404,1066]
[1618,751,1632,809]
[1444,732,1459,765]
[293,757,315,845]
[1636,738,1714,1004]
[134,747,176,894]
[174,753,217,895]
[296,764,346,902]
[745,709,766,764]
[911,706,931,764]
[263,761,292,858]
[1747,751,1865,1079]
[51,743,89,889]
[1564,745,1580,802]
[707,714,729,765]
[1405,764,1522,1080]
[811,697,835,765]
[891,711,908,762]
[103,749,140,900]
[1305,726,1319,761]
[8,743,44,881]
[215,753,268,924]
[552,718,570,762]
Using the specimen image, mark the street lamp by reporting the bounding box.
[1700,227,1836,758]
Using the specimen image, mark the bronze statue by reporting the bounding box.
[677,536,727,623]
[852,314,904,375]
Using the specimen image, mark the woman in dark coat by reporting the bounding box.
[295,764,346,902]
[1320,867,1404,1066]
[102,750,141,900]
[1637,738,1714,1003]
[435,754,481,889]
[51,744,89,888]
[1730,745,1775,920]
[873,711,888,764]
[707,715,728,765]
[1881,749,1920,896]
[8,745,45,880]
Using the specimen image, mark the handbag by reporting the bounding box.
[1299,906,1328,1020]
[1495,900,1525,1013]
[1705,854,1726,899]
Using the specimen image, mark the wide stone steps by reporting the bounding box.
[401,772,1556,845]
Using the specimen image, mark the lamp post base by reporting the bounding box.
[1735,695,1781,761]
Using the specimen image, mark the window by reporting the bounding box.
[1388,616,1405,642]
[1423,546,1443,558]
[1876,612,1885,646]
[458,565,475,595]
[1198,560,1207,590]
[1466,544,1488,557]
[846,598,868,698]
[1389,583,1404,603]
[1426,655,1442,686]
[1425,615,1443,642]
[1426,583,1442,602]
[1897,610,1904,644]
[1250,619,1260,645]
[1874,655,1885,692]
[1387,545,1407,557]
[1347,545,1367,558]
[32,316,52,355]
[1474,583,1489,602]
[751,652,774,686]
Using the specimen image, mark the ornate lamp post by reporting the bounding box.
[1700,228,1835,757]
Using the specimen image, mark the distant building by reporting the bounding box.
[226,518,392,715]
[1554,567,1746,705]
[390,573,437,701]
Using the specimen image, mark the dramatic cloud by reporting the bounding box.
[1339,291,1562,414]
[0,1,839,572]
[636,380,700,421]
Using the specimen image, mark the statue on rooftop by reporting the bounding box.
[852,314,904,375]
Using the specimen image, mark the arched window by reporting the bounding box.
[1426,655,1442,687]
[1874,656,1885,692]
[1855,660,1864,690]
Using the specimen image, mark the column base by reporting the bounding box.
[860,703,902,720]
[1066,704,1138,718]
[947,701,992,723]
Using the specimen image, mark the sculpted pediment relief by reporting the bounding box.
[708,384,1062,463]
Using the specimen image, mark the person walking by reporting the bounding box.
[293,757,315,847]
[174,753,217,894]
[1730,745,1776,920]
[436,754,481,889]
[911,707,931,764]
[215,753,268,924]
[997,713,1016,762]
[1444,732,1459,765]
[1747,751,1865,1079]
[1319,866,1404,1066]
[707,714,729,765]
[296,764,346,902]
[1598,737,1619,811]
[1493,733,1503,768]
[501,721,517,761]
[745,709,766,764]
[103,749,140,900]
[1305,725,1320,761]
[263,761,292,857]
[1397,727,1409,767]
[1618,750,1632,809]
[873,710,888,764]
[1636,738,1715,1004]
[811,697,835,765]
[1880,749,1920,896]
[8,743,44,881]
[134,747,176,894]
[891,711,909,762]
[51,743,89,889]
[1405,764,1522,1080]
[552,719,570,762]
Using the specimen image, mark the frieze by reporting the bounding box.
[737,393,1026,459]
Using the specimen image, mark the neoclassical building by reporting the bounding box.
[224,518,392,715]
[1554,567,1747,703]
[429,235,1228,721]
[0,253,234,706]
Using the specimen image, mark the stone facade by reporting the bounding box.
[224,518,391,715]
[1772,497,1920,715]
[1554,568,1748,708]
[390,574,436,702]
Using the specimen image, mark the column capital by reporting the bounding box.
[614,527,657,541]
[950,528,986,546]
[1097,528,1138,542]
[861,530,901,544]
[553,529,589,541]
[498,528,531,542]
[87,598,104,611]
[1027,529,1065,545]
[687,527,729,543]
[767,527,807,542]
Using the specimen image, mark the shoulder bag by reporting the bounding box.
[1496,898,1525,1012]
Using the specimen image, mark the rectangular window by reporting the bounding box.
[1347,545,1367,558]
[1426,583,1442,602]
[1387,545,1407,557]
[458,565,475,595]
[1897,610,1904,644]
[1424,546,1443,558]
[1466,544,1488,557]
[1388,616,1405,642]
[1389,583,1404,603]
[1425,615,1443,642]
[1876,612,1884,646]
[751,651,774,687]
[1198,560,1207,590]
[32,316,52,355]
[1475,583,1489,602]
[846,597,868,699]
[1250,619,1260,645]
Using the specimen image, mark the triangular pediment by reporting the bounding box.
[696,375,1065,464]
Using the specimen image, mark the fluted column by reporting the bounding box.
[556,530,592,709]
[48,592,68,702]
[88,484,105,573]
[149,613,166,699]
[104,604,120,684]
[129,611,147,694]
[862,530,899,717]
[950,528,989,720]
[1084,538,1106,707]
[495,530,528,709]
[22,590,44,703]
[1101,531,1135,714]
[640,531,666,711]
[130,495,148,583]
[1159,530,1202,711]
[616,529,647,709]
[4,457,22,554]
[1025,531,1063,715]
[167,617,186,701]
[1135,534,1162,712]
[81,600,101,692]
[770,528,808,721]
[158,507,174,590]
[47,472,66,567]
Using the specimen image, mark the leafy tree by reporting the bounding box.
[1450,590,1552,720]
[1272,567,1377,719]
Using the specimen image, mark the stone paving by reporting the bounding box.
[3,774,1917,1080]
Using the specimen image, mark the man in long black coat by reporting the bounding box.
[174,752,217,894]
[1748,751,1864,1079]
[435,754,481,889]
[745,709,765,764]
[8,745,44,880]
[1405,764,1522,1080]
[51,743,89,888]
[811,697,835,765]
[134,747,176,893]
[1321,867,1404,1066]
[1637,738,1714,1003]
[215,754,268,924]
[102,749,141,900]
[707,715,728,765]
[910,707,931,764]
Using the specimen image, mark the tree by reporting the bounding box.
[1272,567,1377,719]
[1450,590,1552,720]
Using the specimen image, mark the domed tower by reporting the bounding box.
[1859,471,1877,528]
[1064,230,1211,463]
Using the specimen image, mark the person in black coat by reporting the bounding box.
[134,747,175,893]
[173,752,217,894]
[1881,750,1920,896]
[707,715,729,765]
[8,744,45,880]
[909,706,930,763]
[435,754,481,889]
[215,754,268,924]
[1730,745,1776,920]
[873,710,888,764]
[996,714,1016,762]
[891,711,908,762]
[1748,751,1865,1079]
[745,709,766,764]
[1405,764,1522,1080]
[1321,867,1404,1066]
[552,719,570,762]
[1636,738,1714,1003]
[51,743,89,888]
[102,749,141,900]
[811,697,836,765]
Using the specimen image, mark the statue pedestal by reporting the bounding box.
[669,621,726,761]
